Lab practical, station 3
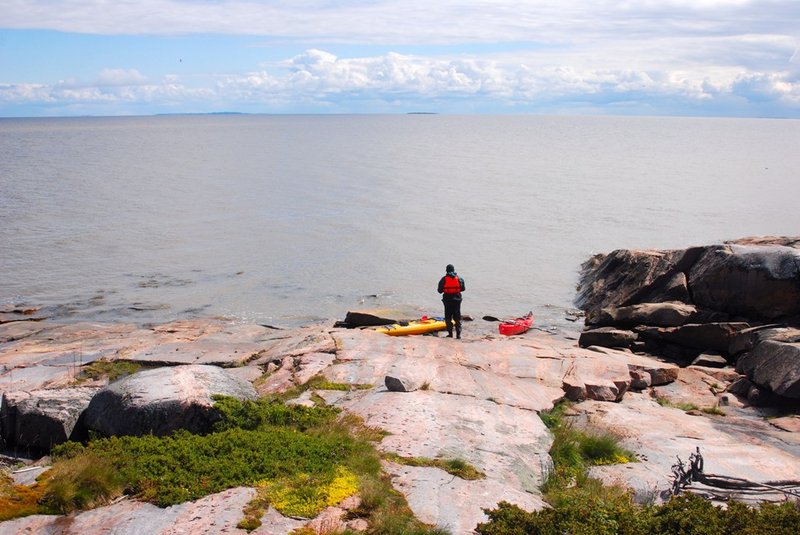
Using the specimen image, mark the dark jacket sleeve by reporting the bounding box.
[459,277,465,291]
[437,277,445,294]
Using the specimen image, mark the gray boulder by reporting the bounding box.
[638,322,750,354]
[729,326,800,356]
[589,302,699,328]
[576,248,694,314]
[691,352,729,368]
[579,327,637,348]
[337,310,397,327]
[83,365,257,437]
[736,340,800,399]
[385,375,419,392]
[0,387,96,451]
[629,370,652,390]
[688,244,800,320]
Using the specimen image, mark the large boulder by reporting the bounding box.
[83,365,257,437]
[576,249,695,314]
[0,387,96,451]
[736,340,800,399]
[728,325,800,356]
[578,327,637,349]
[688,244,800,320]
[577,238,800,326]
[638,322,751,355]
[589,302,700,328]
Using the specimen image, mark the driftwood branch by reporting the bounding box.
[669,447,800,502]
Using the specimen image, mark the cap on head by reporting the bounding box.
[446,264,455,273]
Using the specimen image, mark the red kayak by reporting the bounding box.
[498,312,534,336]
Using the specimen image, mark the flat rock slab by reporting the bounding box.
[342,389,553,489]
[649,367,726,409]
[582,393,800,502]
[0,487,256,535]
[384,461,547,534]
[0,365,75,391]
[333,385,551,532]
[250,326,337,363]
[0,321,47,343]
[0,319,293,376]
[328,330,672,408]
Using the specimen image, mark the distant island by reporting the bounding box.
[154,111,246,116]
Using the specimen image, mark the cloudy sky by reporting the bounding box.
[1,0,799,117]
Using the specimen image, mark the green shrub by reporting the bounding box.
[650,493,725,535]
[9,396,447,534]
[726,499,800,535]
[212,395,340,432]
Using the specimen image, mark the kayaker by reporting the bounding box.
[437,264,465,339]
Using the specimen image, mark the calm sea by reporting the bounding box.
[2,114,799,331]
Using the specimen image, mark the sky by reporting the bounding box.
[1,1,799,117]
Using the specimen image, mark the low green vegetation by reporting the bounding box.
[73,358,147,384]
[476,493,800,535]
[2,396,449,533]
[475,400,799,534]
[539,400,636,496]
[302,374,373,392]
[384,453,485,480]
[0,472,51,521]
[655,396,726,416]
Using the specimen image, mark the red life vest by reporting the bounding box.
[443,275,461,294]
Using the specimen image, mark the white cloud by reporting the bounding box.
[3,47,799,115]
[1,1,799,115]
[2,1,797,45]
[95,68,148,87]
[213,49,800,111]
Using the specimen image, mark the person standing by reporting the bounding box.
[437,264,465,338]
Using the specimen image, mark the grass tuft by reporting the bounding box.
[383,453,485,480]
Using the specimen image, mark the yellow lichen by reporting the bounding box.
[259,466,359,519]
[592,453,631,466]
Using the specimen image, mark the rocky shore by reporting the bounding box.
[576,236,800,407]
[2,237,800,534]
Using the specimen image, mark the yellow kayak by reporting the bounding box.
[375,316,449,336]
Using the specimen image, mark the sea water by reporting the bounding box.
[1,114,799,329]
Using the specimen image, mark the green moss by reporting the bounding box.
[0,472,53,521]
[384,453,485,480]
[74,358,146,383]
[539,399,573,430]
[655,396,726,416]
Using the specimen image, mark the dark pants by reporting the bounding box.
[443,299,462,336]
